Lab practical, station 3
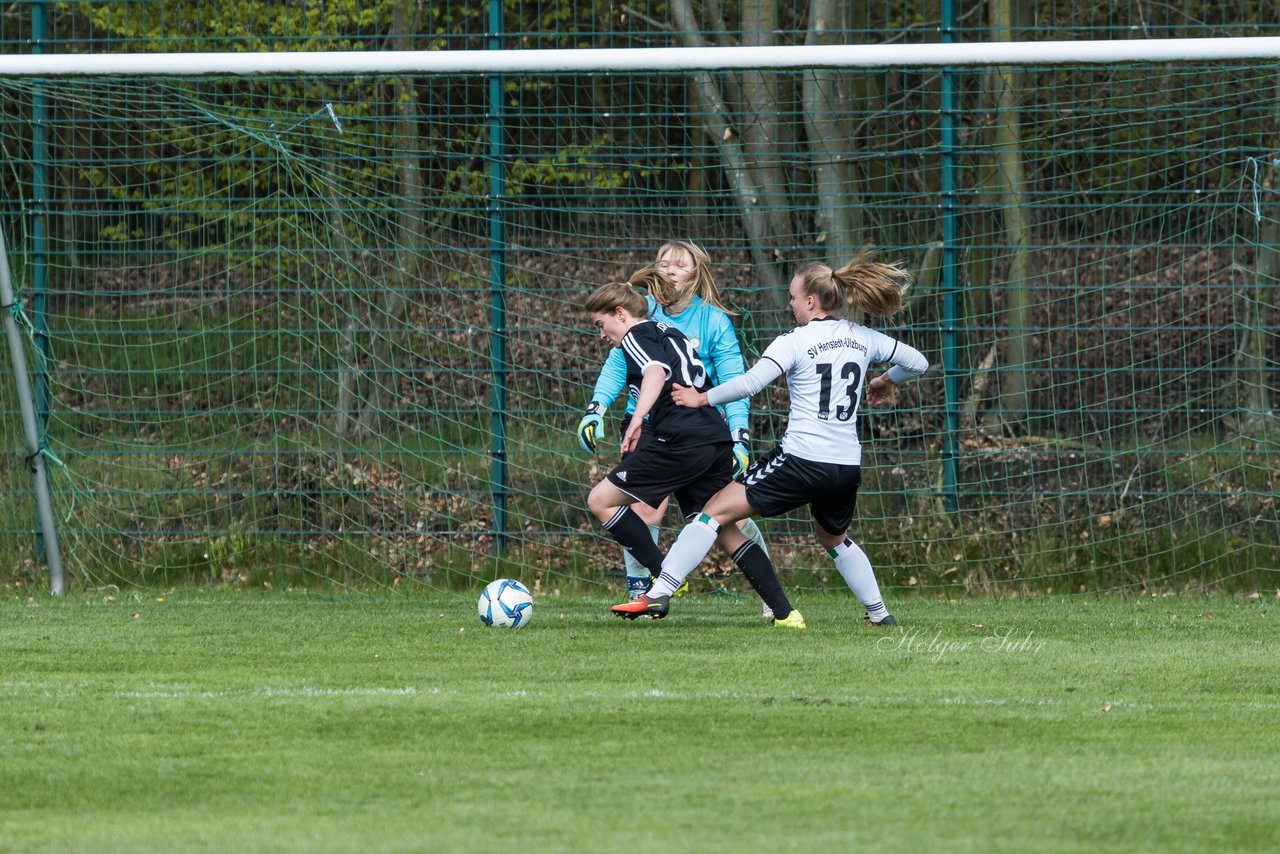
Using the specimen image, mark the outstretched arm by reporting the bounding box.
[672,356,784,409]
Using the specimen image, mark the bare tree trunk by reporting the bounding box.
[739,0,795,264]
[989,0,1033,428]
[1240,176,1278,434]
[358,0,422,433]
[908,241,943,315]
[333,323,358,436]
[667,0,790,311]
[326,150,360,438]
[1233,56,1280,432]
[802,0,859,265]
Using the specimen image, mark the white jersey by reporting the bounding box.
[707,316,928,465]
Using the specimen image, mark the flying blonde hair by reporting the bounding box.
[793,247,911,319]
[584,266,686,319]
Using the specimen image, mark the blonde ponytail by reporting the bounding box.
[832,248,911,318]
[795,248,911,319]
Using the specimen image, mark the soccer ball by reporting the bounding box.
[477,578,534,628]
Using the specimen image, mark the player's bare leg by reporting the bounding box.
[628,483,802,627]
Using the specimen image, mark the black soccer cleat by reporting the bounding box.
[867,614,898,627]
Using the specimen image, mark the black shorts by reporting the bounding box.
[741,446,862,535]
[618,413,655,459]
[617,414,659,510]
[607,434,735,518]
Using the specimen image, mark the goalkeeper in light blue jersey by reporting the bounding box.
[575,241,771,608]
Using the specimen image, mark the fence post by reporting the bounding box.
[939,0,962,513]
[487,0,509,554]
[30,0,54,554]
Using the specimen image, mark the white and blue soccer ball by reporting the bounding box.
[477,578,534,628]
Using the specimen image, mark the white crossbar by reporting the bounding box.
[3,37,1280,76]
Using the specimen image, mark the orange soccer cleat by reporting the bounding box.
[610,594,670,620]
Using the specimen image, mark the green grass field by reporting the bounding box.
[2,591,1276,852]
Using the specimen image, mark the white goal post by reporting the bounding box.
[3,36,1280,76]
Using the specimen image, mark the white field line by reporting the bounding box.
[0,681,430,700]
[4,681,1269,711]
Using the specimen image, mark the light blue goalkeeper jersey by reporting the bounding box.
[588,294,749,435]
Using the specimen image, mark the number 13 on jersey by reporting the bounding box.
[815,361,862,421]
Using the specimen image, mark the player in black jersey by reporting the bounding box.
[584,271,799,622]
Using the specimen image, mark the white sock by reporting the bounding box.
[829,537,889,622]
[648,514,719,598]
[622,524,662,579]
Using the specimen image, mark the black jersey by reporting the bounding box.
[619,320,730,446]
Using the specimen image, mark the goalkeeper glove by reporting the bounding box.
[731,428,751,477]
[577,402,605,453]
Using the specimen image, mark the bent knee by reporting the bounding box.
[814,527,848,550]
[700,492,747,526]
[586,483,617,519]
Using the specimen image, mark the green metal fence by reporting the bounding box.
[0,1,1276,596]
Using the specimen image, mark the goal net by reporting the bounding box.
[0,43,1276,597]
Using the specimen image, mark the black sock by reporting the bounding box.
[602,507,664,579]
[732,540,793,617]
